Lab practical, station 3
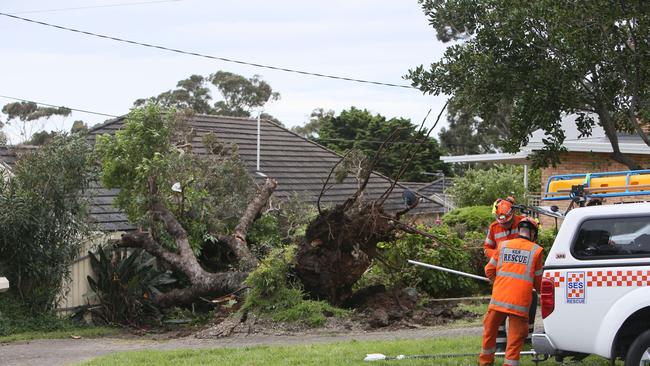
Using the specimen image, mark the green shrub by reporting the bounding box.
[0,135,94,312]
[243,246,348,327]
[361,225,481,298]
[537,228,558,258]
[85,246,176,326]
[447,165,540,207]
[247,213,283,257]
[442,206,493,233]
[247,194,318,258]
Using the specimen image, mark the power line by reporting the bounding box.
[0,95,119,118]
[0,12,416,90]
[7,0,184,15]
[0,95,438,145]
[313,137,430,145]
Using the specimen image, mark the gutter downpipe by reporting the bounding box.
[256,111,261,172]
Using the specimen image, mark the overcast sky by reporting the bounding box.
[0,0,450,143]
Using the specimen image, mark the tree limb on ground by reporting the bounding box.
[115,175,277,306]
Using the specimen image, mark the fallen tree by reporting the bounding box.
[100,103,447,309]
[114,176,276,307]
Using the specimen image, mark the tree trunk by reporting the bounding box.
[116,177,277,306]
[598,108,642,170]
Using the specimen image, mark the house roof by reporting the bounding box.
[403,176,454,197]
[0,145,41,174]
[0,147,16,174]
[441,115,650,164]
[87,114,446,231]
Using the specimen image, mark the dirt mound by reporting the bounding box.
[196,288,483,339]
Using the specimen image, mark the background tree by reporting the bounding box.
[210,71,280,118]
[409,0,650,169]
[0,135,93,312]
[71,120,89,135]
[438,97,502,156]
[134,75,213,114]
[134,71,281,124]
[303,107,448,181]
[290,108,334,138]
[1,102,71,143]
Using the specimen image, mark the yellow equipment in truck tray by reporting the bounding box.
[544,170,650,201]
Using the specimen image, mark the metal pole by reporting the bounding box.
[256,111,261,172]
[442,176,446,213]
[524,164,529,193]
[408,260,490,283]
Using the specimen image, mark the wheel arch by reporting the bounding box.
[601,291,650,360]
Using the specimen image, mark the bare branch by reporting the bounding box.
[394,196,420,221]
[378,101,448,205]
[384,216,441,244]
[318,149,352,214]
[346,127,404,209]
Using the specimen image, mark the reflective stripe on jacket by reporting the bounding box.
[483,215,524,259]
[485,238,544,318]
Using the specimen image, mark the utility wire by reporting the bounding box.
[313,137,430,145]
[0,95,119,118]
[7,0,184,15]
[0,95,440,145]
[0,12,416,90]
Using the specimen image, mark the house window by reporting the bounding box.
[572,217,650,258]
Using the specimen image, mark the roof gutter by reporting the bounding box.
[441,151,531,164]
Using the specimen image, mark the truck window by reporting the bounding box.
[573,217,650,258]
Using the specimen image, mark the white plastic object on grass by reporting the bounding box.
[171,182,182,193]
[364,354,387,361]
[0,277,9,293]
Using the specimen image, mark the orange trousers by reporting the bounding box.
[479,309,528,366]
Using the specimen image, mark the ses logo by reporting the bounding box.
[566,272,586,304]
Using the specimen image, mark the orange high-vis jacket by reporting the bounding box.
[483,215,524,259]
[485,237,544,318]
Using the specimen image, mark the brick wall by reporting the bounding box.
[539,152,650,228]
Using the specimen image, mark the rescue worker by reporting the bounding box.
[485,197,528,351]
[479,217,544,366]
[484,197,523,259]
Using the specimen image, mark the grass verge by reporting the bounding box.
[78,336,620,366]
[0,294,120,343]
[0,326,119,343]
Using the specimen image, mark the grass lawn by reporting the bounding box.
[79,336,621,366]
[0,326,119,343]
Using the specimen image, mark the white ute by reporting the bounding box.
[533,201,650,365]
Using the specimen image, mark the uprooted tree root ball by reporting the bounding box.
[294,202,395,305]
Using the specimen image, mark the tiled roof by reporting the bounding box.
[87,114,445,231]
[0,145,41,173]
[0,146,16,173]
[403,177,454,197]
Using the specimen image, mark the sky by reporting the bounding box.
[0,0,450,143]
